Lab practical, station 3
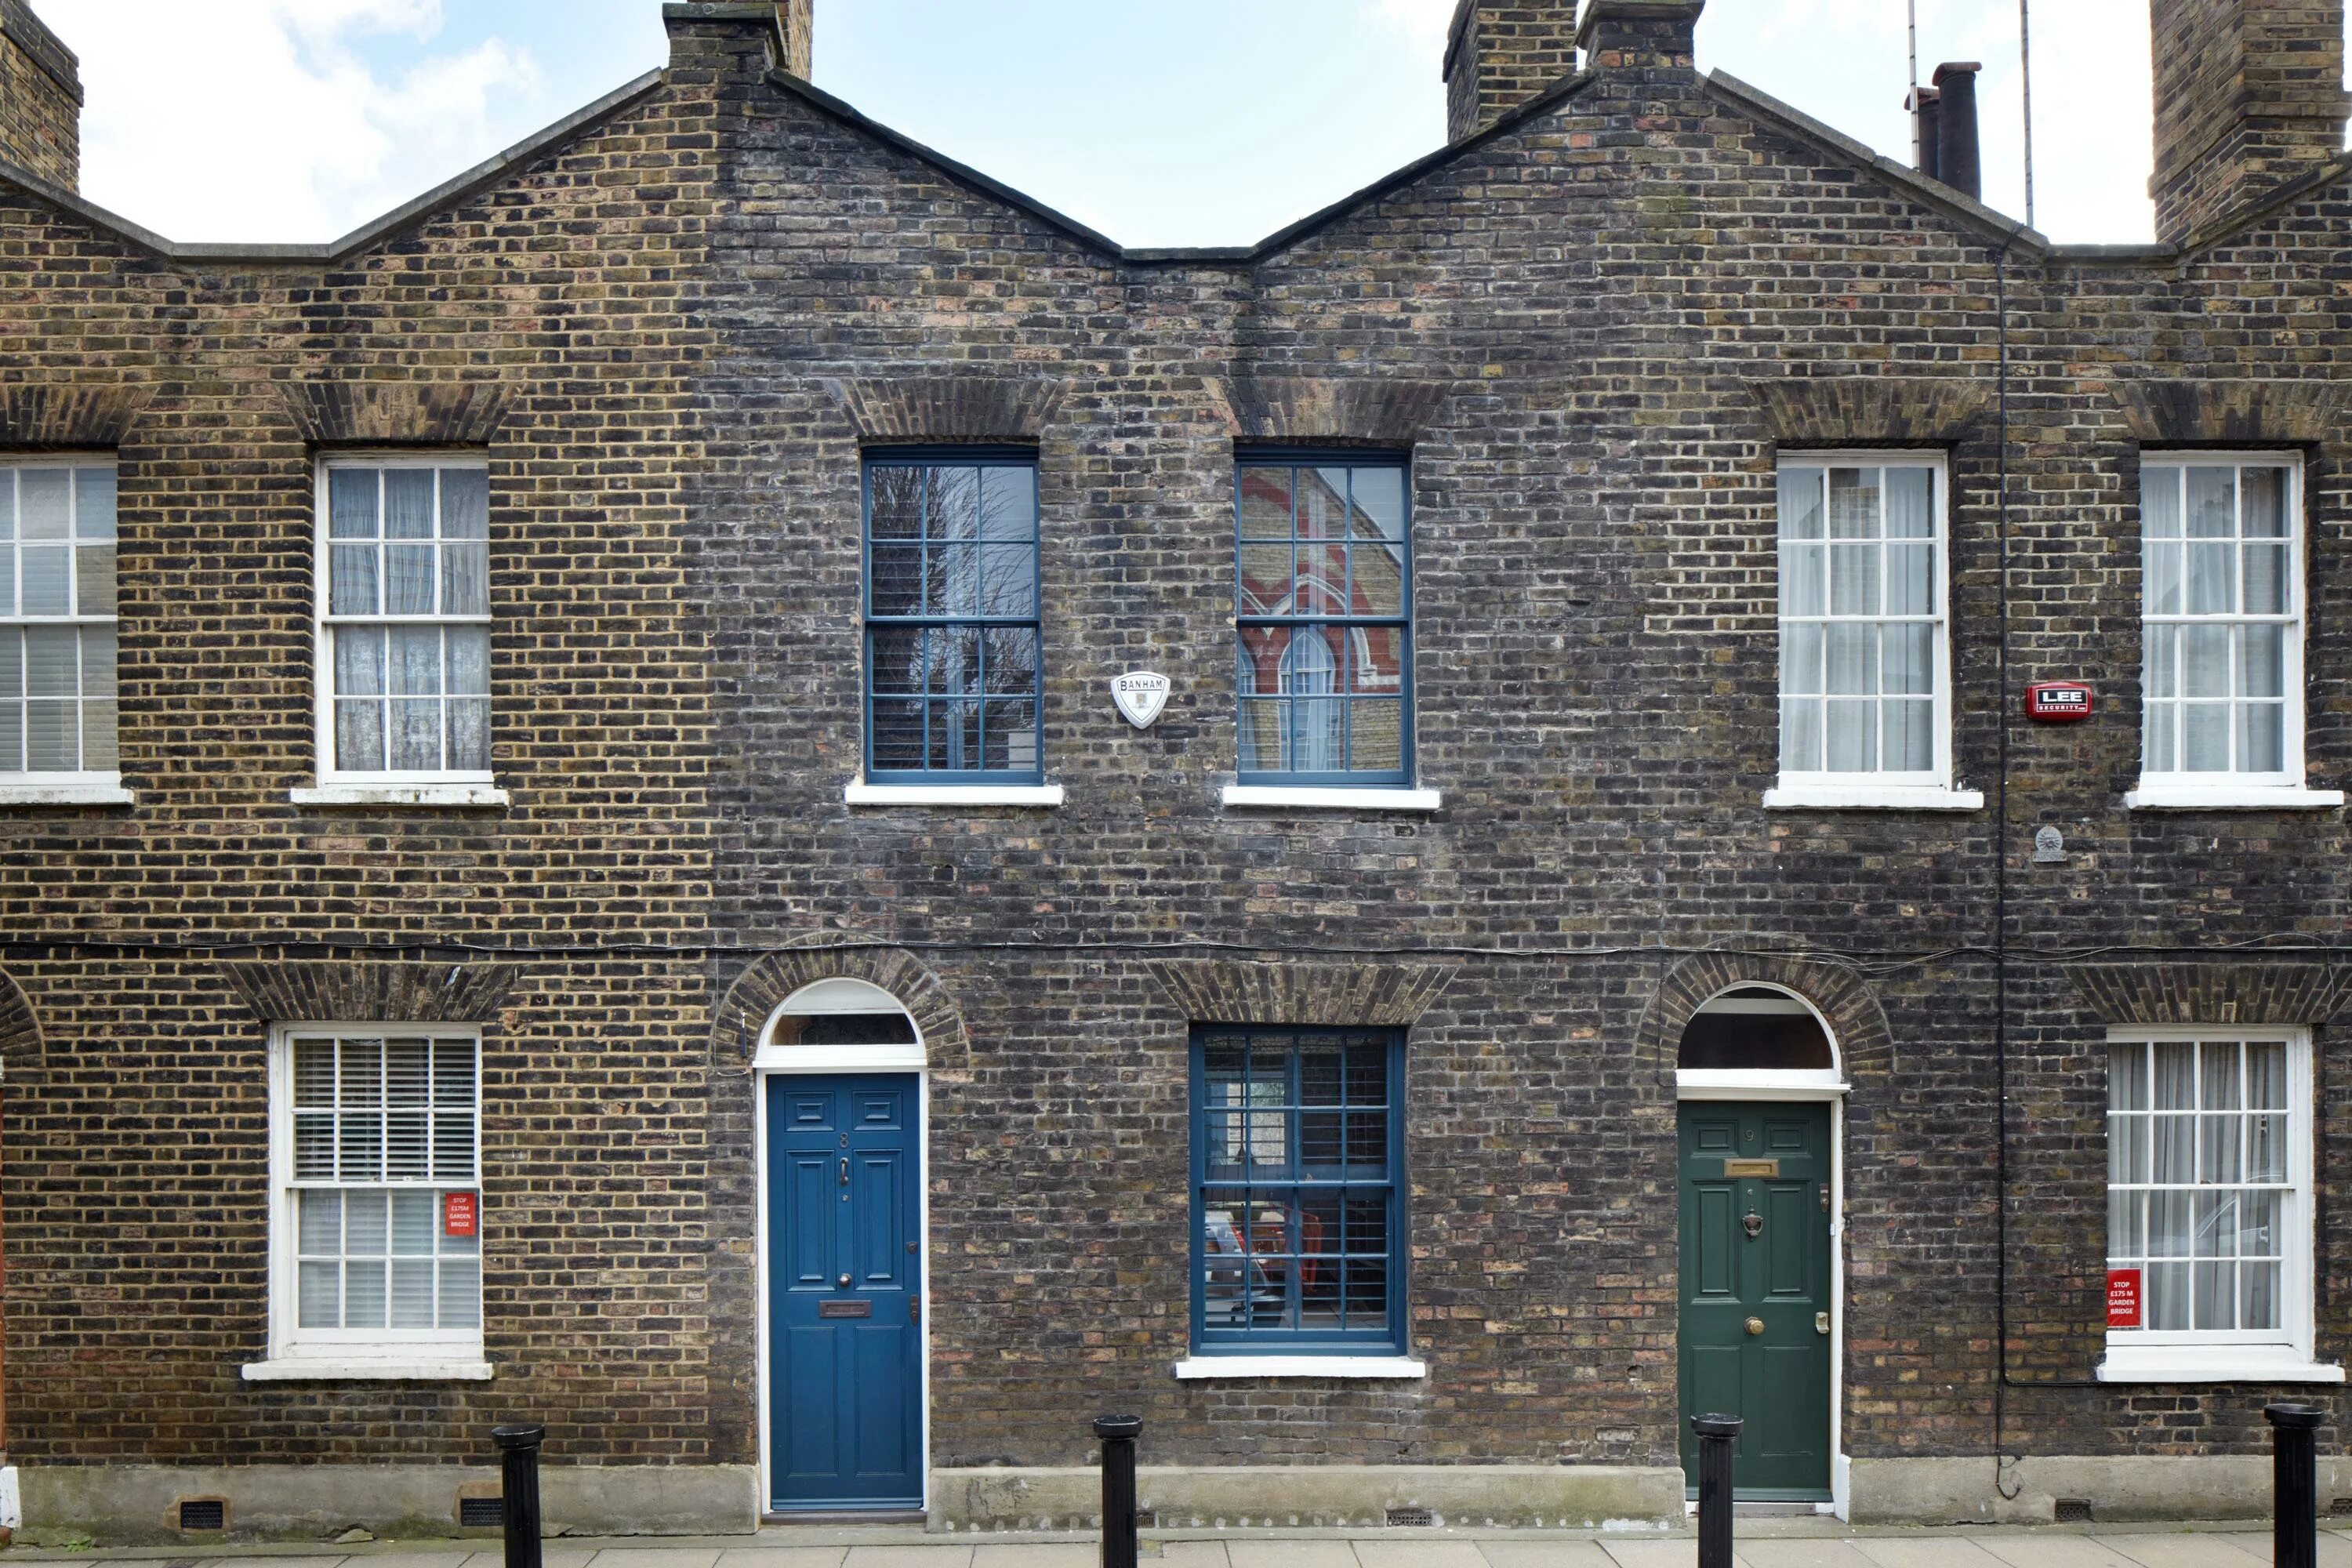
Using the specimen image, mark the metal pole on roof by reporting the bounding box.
[1908,0,1922,169]
[2020,0,2037,227]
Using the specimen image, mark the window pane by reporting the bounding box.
[440,469,488,539]
[978,466,1035,541]
[19,470,67,539]
[1883,699,1933,771]
[1783,623,1823,695]
[74,468,116,540]
[869,467,921,539]
[1825,624,1877,695]
[1886,543,1933,615]
[2183,704,2230,771]
[385,470,435,539]
[390,699,443,772]
[1350,467,1406,539]
[1828,468,1878,538]
[1883,623,1931,695]
[81,699,116,771]
[1349,700,1403,771]
[1352,541,1406,618]
[74,543,114,617]
[25,625,74,697]
[1780,699,1823,774]
[298,1261,340,1329]
[2186,543,2232,613]
[389,626,443,696]
[1778,468,1824,540]
[2147,542,2182,616]
[2183,625,2229,697]
[2187,468,2234,537]
[1240,544,1290,616]
[2144,468,2181,538]
[1299,469,1349,539]
[330,469,379,538]
[387,543,437,615]
[869,544,922,617]
[2241,466,2286,537]
[439,1259,481,1329]
[1781,544,1824,617]
[2238,704,2283,774]
[442,542,488,617]
[330,543,379,615]
[24,700,73,771]
[1829,543,1880,615]
[976,543,1033,615]
[19,543,67,615]
[1825,699,1876,772]
[336,699,385,772]
[2242,543,2287,616]
[928,467,979,541]
[1240,466,1294,539]
[1885,467,1933,537]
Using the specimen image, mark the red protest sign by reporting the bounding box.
[444,1191,479,1239]
[2106,1268,2142,1329]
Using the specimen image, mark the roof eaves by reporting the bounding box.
[1705,70,2049,256]
[0,68,664,265]
[763,70,1128,262]
[1244,68,1599,263]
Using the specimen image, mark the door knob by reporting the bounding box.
[837,1273,851,1288]
[1744,1316,1765,1336]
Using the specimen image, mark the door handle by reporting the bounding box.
[1744,1316,1765,1336]
[837,1273,851,1288]
[1816,1312,1830,1336]
[840,1158,849,1186]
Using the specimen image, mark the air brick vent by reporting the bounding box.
[177,1499,227,1532]
[1386,1508,1435,1528]
[2054,1498,2094,1523]
[459,1497,505,1528]
[2329,1497,2352,1518]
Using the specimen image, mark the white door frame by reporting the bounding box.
[1674,983,1852,1520]
[752,982,931,1516]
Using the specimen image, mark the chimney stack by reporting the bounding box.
[1931,61,1982,200]
[773,0,812,79]
[1443,2,1582,142]
[1908,86,1944,183]
[2150,0,2350,244]
[0,0,80,191]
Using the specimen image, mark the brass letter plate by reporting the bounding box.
[1723,1158,1780,1178]
[818,1299,873,1319]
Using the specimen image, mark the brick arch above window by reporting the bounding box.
[712,946,971,1075]
[2104,379,2351,445]
[1634,952,1893,1083]
[271,380,513,446]
[1145,958,1457,1029]
[0,967,43,1073]
[1742,376,1991,446]
[2062,960,2352,1027]
[820,374,1061,445]
[1214,376,1453,446]
[217,960,521,1027]
[0,382,149,447]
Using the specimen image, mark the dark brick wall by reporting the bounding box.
[1443,1,1581,143]
[4,0,2352,1495]
[2152,0,2350,242]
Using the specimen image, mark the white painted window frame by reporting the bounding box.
[2098,1025,2339,1385]
[0,459,126,804]
[2128,454,2339,811]
[1768,451,1970,812]
[245,1023,490,1381]
[306,453,501,805]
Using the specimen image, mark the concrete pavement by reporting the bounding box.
[4,1523,2347,1568]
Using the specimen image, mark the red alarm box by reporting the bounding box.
[2026,681,2094,721]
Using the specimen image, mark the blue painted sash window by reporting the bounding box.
[1235,454,1411,784]
[1189,1025,1406,1353]
[864,451,1043,782]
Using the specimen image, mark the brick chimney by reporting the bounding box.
[1574,0,1703,74]
[0,0,79,191]
[2150,0,2350,243]
[1443,2,1581,141]
[773,0,811,79]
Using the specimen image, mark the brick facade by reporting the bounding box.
[3,0,2352,1539]
[0,0,75,192]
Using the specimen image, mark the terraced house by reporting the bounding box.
[2,0,2351,1540]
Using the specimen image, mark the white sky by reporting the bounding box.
[27,1,2336,250]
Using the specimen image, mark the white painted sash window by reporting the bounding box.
[268,1027,482,1365]
[1771,455,1969,809]
[2137,457,2305,795]
[0,462,117,782]
[2102,1029,2335,1383]
[315,458,492,784]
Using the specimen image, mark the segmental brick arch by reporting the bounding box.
[711,946,971,1073]
[1634,951,1893,1083]
[0,967,42,1073]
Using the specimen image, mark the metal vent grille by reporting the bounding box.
[178,1499,227,1532]
[1386,1508,1435,1528]
[459,1497,505,1528]
[2330,1497,2352,1519]
[2054,1498,2094,1523]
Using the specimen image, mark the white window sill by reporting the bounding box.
[1221,786,1443,812]
[1172,1355,1428,1381]
[290,783,510,808]
[844,782,1064,808]
[241,1358,493,1382]
[2096,1348,2343,1385]
[2124,782,2345,811]
[1763,783,1984,811]
[0,782,134,806]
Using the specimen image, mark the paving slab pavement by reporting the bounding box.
[1476,1541,1624,1568]
[1849,1537,2014,1568]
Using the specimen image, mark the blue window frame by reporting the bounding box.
[1235,452,1412,785]
[863,448,1043,783]
[1189,1025,1406,1355]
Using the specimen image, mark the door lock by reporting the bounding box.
[1742,1210,1764,1239]
[837,1273,851,1288]
[1744,1316,1765,1336]
[910,1295,921,1325]
[1815,1312,1830,1336]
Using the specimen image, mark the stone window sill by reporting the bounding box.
[290,783,510,808]
[1221,786,1443,812]
[845,782,1064,808]
[0,782,134,806]
[241,1357,493,1382]
[1763,782,1984,811]
[2096,1348,2342,1385]
[1172,1355,1427,1381]
[2123,782,2345,811]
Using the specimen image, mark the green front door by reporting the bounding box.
[1677,1102,1833,1501]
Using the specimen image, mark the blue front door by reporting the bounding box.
[768,1073,923,1511]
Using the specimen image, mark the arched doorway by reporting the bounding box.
[757,978,927,1517]
[1675,985,1846,1511]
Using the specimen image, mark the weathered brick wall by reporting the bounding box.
[0,9,770,1472]
[0,0,77,191]
[1443,1,1581,142]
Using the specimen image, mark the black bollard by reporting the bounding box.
[492,1424,546,1568]
[2268,1402,2323,1568]
[1693,1414,1743,1568]
[1093,1414,1142,1568]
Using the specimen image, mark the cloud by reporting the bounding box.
[42,0,543,244]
